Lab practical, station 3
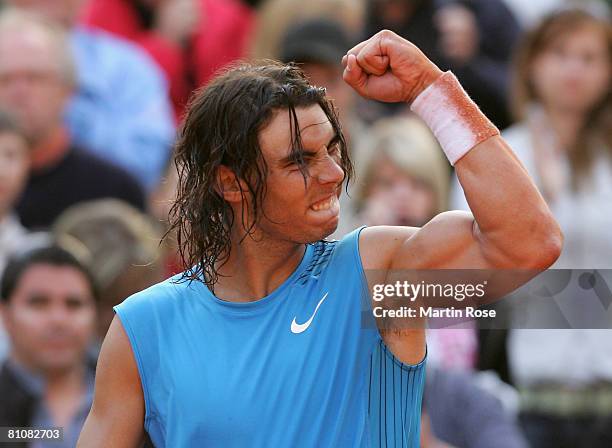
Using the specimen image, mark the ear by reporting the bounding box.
[215,165,246,203]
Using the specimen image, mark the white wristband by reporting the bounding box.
[410,71,499,166]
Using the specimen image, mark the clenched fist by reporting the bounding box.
[342,30,443,104]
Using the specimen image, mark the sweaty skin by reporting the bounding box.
[343,30,561,364]
[77,30,562,447]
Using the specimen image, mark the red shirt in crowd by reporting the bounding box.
[81,0,255,119]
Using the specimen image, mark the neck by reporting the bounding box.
[30,127,70,171]
[44,362,86,428]
[213,228,306,301]
[543,106,585,150]
[44,362,85,394]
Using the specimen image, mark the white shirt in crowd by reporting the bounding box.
[450,122,612,386]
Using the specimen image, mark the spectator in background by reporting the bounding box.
[355,116,480,372]
[279,19,357,136]
[421,365,529,448]
[451,9,611,447]
[501,0,609,27]
[355,116,448,227]
[53,199,165,338]
[251,0,365,60]
[81,0,254,118]
[6,0,175,191]
[0,109,30,365]
[363,0,521,129]
[0,245,97,448]
[0,109,29,274]
[0,10,146,230]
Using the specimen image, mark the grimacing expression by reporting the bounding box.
[0,29,72,143]
[2,263,96,373]
[249,104,345,243]
[531,25,610,114]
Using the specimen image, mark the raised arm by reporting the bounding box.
[77,316,145,448]
[343,30,562,365]
[343,30,562,272]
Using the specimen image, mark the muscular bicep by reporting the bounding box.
[388,211,540,304]
[391,211,512,270]
[359,215,492,272]
[78,316,145,448]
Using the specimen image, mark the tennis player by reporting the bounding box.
[78,30,562,447]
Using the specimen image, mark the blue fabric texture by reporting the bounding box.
[368,339,426,448]
[114,227,425,446]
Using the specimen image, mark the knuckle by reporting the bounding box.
[379,29,395,39]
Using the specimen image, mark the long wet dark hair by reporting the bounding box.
[167,61,353,288]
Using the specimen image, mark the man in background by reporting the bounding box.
[0,108,30,363]
[0,244,97,447]
[4,0,175,191]
[0,10,146,230]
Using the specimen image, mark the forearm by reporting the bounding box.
[410,71,560,268]
[455,136,560,267]
[78,412,143,448]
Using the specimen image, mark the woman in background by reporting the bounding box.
[451,9,612,447]
[356,116,481,372]
[356,116,448,228]
[360,116,527,448]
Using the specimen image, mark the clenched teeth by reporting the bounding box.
[311,196,335,211]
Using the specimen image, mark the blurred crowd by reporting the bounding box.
[0,0,609,447]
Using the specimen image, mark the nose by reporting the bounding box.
[47,304,72,328]
[316,155,345,186]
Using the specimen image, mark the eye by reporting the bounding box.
[285,159,307,173]
[26,294,49,308]
[65,297,88,310]
[328,142,342,158]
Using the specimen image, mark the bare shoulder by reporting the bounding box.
[358,225,420,270]
[358,226,427,365]
[77,316,145,447]
[359,211,485,271]
[95,316,143,393]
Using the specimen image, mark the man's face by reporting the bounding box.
[0,132,29,216]
[250,104,345,243]
[0,29,71,143]
[6,0,84,27]
[2,263,96,373]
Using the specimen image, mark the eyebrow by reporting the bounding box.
[279,133,341,166]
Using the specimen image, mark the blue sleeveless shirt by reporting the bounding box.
[114,227,425,447]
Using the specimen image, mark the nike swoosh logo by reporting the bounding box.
[290,292,329,334]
